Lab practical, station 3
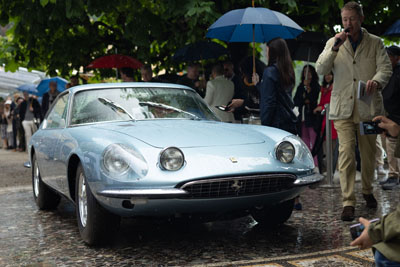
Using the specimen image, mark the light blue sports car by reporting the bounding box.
[28,83,323,245]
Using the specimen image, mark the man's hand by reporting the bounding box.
[313,106,323,114]
[350,217,374,249]
[332,30,348,50]
[365,80,379,95]
[373,116,400,137]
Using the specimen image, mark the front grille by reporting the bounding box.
[179,174,296,199]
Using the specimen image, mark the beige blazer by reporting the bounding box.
[204,75,235,122]
[316,28,392,122]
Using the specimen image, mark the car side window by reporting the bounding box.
[44,93,69,129]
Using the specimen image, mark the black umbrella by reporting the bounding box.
[172,41,228,62]
[286,32,327,62]
[384,19,400,37]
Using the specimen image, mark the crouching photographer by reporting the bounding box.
[350,115,400,266]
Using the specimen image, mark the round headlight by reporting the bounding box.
[102,144,130,175]
[276,141,295,163]
[159,147,184,171]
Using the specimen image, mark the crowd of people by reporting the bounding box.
[0,77,79,152]
[0,1,399,265]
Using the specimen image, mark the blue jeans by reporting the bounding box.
[374,250,400,267]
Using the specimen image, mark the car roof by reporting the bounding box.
[68,82,195,95]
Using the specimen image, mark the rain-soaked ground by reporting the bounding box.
[0,179,398,266]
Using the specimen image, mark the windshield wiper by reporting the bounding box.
[139,101,201,120]
[98,97,134,120]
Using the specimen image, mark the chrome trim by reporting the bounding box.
[158,146,185,171]
[180,174,296,189]
[293,173,325,186]
[97,188,188,199]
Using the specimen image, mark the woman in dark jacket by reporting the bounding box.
[294,65,320,166]
[252,37,297,135]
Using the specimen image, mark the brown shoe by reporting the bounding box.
[363,194,377,208]
[341,206,355,221]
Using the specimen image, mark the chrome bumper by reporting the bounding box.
[293,172,325,186]
[97,188,188,199]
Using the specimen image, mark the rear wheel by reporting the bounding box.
[251,198,295,226]
[32,154,60,210]
[75,163,120,245]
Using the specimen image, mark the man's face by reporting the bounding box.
[187,66,199,79]
[141,69,152,82]
[70,77,78,86]
[341,9,363,36]
[223,64,234,79]
[49,82,57,93]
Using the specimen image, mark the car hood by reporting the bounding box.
[92,120,266,148]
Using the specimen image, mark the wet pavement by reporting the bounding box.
[0,178,398,266]
[0,149,399,266]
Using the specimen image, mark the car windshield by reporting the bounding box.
[70,87,218,125]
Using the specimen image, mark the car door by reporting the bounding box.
[38,93,69,190]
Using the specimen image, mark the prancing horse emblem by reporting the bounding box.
[231,180,243,191]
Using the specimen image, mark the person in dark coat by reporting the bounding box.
[294,65,321,166]
[41,81,59,116]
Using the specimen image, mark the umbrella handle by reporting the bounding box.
[248,24,256,86]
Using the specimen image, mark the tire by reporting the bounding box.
[251,198,295,226]
[32,154,61,210]
[75,163,120,245]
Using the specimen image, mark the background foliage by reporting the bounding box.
[0,0,399,78]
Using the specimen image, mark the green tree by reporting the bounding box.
[0,0,398,77]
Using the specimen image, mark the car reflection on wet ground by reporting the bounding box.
[0,180,398,266]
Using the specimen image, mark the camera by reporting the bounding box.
[359,120,384,135]
[349,218,379,240]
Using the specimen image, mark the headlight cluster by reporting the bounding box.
[102,144,148,180]
[159,147,185,171]
[275,135,314,167]
[275,141,295,163]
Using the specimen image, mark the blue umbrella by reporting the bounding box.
[17,83,40,96]
[206,7,304,43]
[36,77,68,96]
[206,4,303,83]
[384,19,400,37]
[172,41,228,62]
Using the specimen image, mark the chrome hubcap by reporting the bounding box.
[78,173,88,227]
[33,161,39,198]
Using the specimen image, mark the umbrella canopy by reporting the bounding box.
[172,41,228,62]
[206,7,304,43]
[384,19,400,37]
[286,31,327,62]
[17,83,40,96]
[87,54,143,69]
[36,77,68,96]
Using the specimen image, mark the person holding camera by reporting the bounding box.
[316,1,392,221]
[380,45,400,190]
[350,115,400,266]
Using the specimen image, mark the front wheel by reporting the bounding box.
[251,198,295,226]
[75,163,120,245]
[32,154,60,210]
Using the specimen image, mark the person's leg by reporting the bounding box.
[333,119,357,207]
[374,249,400,267]
[375,135,386,175]
[385,135,400,178]
[307,127,318,166]
[301,123,311,150]
[22,120,33,152]
[357,131,376,196]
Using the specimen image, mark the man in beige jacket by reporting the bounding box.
[204,64,235,123]
[316,1,392,221]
